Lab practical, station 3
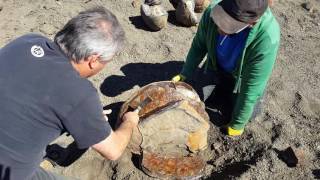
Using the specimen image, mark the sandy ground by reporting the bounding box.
[0,0,320,179]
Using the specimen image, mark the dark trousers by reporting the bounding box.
[185,68,263,126]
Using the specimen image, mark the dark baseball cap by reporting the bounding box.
[211,0,268,34]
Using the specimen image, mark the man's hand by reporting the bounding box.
[172,74,186,82]
[92,111,139,160]
[122,111,139,127]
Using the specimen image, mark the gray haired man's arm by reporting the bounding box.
[91,111,139,160]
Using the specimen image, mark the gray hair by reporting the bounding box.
[54,6,125,63]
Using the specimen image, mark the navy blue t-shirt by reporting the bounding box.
[215,28,250,72]
[0,34,111,180]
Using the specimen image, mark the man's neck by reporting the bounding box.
[71,60,87,78]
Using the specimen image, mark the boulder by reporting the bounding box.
[141,4,168,31]
[175,0,198,26]
[194,0,210,13]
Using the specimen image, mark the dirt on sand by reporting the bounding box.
[0,0,319,179]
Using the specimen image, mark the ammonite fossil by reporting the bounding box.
[118,81,210,179]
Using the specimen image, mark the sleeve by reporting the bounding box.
[180,7,210,79]
[230,27,280,130]
[62,94,112,149]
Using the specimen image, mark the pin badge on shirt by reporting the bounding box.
[31,45,45,58]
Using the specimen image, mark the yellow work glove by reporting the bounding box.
[227,126,244,136]
[40,160,54,170]
[172,74,186,82]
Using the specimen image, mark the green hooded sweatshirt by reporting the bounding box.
[180,1,280,130]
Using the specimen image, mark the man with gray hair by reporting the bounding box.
[0,7,138,180]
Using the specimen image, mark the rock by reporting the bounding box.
[211,142,223,154]
[131,0,141,8]
[141,4,168,31]
[118,81,210,179]
[145,0,162,6]
[302,2,315,12]
[279,146,305,167]
[176,0,198,26]
[194,0,210,13]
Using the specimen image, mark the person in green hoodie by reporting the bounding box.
[172,0,280,136]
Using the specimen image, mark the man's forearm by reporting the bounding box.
[112,119,135,156]
[92,116,137,161]
[92,110,139,160]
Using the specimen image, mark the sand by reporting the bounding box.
[0,0,319,179]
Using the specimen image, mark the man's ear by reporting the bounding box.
[87,54,100,69]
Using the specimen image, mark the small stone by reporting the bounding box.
[279,146,305,167]
[211,142,222,150]
[302,2,314,12]
[292,147,305,166]
[211,142,223,154]
[132,0,141,8]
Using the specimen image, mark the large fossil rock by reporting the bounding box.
[175,0,198,26]
[141,4,168,31]
[118,81,210,179]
